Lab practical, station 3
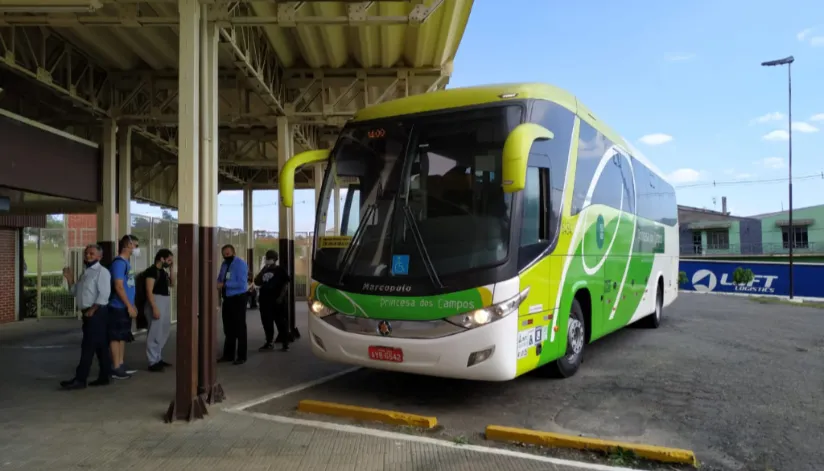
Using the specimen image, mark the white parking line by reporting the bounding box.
[227,408,644,471]
[225,366,361,411]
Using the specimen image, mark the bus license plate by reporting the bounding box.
[368,346,403,363]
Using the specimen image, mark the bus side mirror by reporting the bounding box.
[501,123,554,193]
[279,149,332,208]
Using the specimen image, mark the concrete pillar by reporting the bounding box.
[243,185,254,274]
[117,126,132,240]
[277,116,299,340]
[166,0,205,423]
[97,119,117,262]
[197,7,222,405]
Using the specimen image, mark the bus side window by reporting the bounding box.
[519,166,550,267]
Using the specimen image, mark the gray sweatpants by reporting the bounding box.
[145,294,172,366]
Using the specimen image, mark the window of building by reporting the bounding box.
[782,226,809,249]
[706,230,729,250]
[692,231,702,254]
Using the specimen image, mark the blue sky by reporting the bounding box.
[133,0,824,230]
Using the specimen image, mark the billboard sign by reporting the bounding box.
[679,260,824,298]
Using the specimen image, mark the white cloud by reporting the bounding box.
[750,112,785,125]
[665,53,696,62]
[667,168,703,184]
[638,133,673,146]
[792,121,819,133]
[762,130,789,141]
[811,113,824,122]
[797,28,814,41]
[759,157,785,169]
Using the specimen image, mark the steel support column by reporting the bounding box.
[97,119,117,262]
[166,0,205,423]
[277,116,299,341]
[333,173,341,234]
[117,126,132,240]
[313,164,324,210]
[243,185,254,274]
[198,8,223,406]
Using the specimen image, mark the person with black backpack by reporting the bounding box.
[141,249,174,372]
[253,250,292,352]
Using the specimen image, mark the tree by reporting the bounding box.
[678,271,688,285]
[732,267,754,286]
[161,209,176,221]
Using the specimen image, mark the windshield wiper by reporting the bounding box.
[401,204,443,288]
[337,203,377,284]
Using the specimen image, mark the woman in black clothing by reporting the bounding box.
[253,250,292,351]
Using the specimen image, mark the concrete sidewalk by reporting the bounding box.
[0,308,623,471]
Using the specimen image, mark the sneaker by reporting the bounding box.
[258,342,274,352]
[148,362,165,372]
[281,343,290,352]
[111,368,132,380]
[122,364,138,375]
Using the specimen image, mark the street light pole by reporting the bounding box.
[761,55,795,299]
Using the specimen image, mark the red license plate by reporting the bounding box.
[368,346,404,363]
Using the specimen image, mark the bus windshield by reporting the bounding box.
[314,105,523,285]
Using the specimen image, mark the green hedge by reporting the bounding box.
[22,287,75,318]
[23,273,65,288]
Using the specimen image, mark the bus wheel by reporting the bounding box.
[638,283,663,329]
[546,299,586,379]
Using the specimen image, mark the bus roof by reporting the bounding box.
[352,82,669,183]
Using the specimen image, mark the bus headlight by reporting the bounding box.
[309,299,334,318]
[445,287,529,329]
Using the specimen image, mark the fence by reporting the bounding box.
[23,216,312,320]
[680,241,822,257]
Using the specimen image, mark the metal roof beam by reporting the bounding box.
[0,10,444,27]
[0,25,177,157]
[217,13,318,150]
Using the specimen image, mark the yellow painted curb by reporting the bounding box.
[297,400,438,429]
[485,425,698,467]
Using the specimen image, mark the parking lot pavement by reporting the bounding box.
[247,292,824,471]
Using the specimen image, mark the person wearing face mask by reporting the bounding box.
[253,250,292,352]
[108,234,140,380]
[217,244,251,365]
[60,244,115,389]
[144,249,175,372]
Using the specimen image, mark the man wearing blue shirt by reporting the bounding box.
[217,244,251,365]
[109,234,140,379]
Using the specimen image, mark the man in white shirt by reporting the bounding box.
[60,244,117,390]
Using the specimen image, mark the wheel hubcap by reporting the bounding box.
[567,317,584,361]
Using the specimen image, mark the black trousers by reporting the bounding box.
[221,293,248,361]
[260,298,290,345]
[248,289,258,308]
[75,306,113,383]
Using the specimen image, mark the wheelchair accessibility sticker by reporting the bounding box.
[391,254,410,276]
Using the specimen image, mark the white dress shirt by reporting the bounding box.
[70,262,112,310]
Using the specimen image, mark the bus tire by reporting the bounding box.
[638,281,663,329]
[545,298,586,379]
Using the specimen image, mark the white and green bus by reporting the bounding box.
[279,83,679,381]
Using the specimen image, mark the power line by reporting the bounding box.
[675,171,824,189]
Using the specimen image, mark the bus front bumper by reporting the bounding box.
[307,313,518,381]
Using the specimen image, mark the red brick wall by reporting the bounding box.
[66,213,121,247]
[0,228,17,324]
